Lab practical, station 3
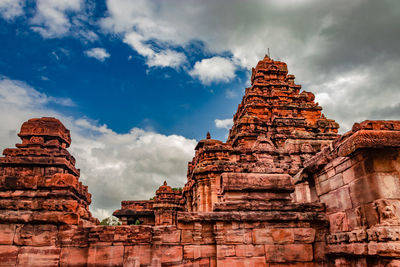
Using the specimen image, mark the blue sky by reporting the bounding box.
[0,1,248,141]
[0,0,399,219]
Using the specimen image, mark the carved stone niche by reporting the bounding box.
[374,199,400,226]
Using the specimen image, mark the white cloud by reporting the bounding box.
[123,31,186,68]
[0,0,24,20]
[0,77,75,108]
[100,0,400,130]
[84,47,111,62]
[101,1,190,68]
[30,0,83,38]
[0,76,196,220]
[189,57,236,85]
[215,118,233,129]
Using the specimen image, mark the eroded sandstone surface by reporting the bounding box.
[1,55,400,266]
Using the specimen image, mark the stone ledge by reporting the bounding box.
[221,173,294,193]
[177,211,326,222]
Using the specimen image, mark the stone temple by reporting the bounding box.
[1,55,400,266]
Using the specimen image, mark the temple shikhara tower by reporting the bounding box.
[2,55,400,266]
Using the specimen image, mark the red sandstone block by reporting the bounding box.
[293,228,315,243]
[17,246,60,267]
[269,263,317,267]
[342,166,356,185]
[334,187,353,211]
[216,245,235,258]
[181,230,193,243]
[201,245,216,258]
[0,245,18,267]
[183,244,215,259]
[161,228,181,244]
[235,244,265,257]
[87,246,123,267]
[58,225,89,246]
[188,258,210,267]
[368,241,400,257]
[160,245,183,263]
[271,228,294,244]
[252,228,273,244]
[123,257,140,267]
[364,150,397,173]
[318,173,344,196]
[264,244,313,262]
[313,241,326,261]
[124,245,151,266]
[221,173,294,192]
[385,259,400,267]
[177,222,194,230]
[14,224,57,246]
[319,191,338,214]
[334,157,352,174]
[317,178,331,195]
[0,210,31,224]
[353,162,366,179]
[330,173,344,191]
[183,245,197,259]
[225,229,252,244]
[0,225,15,245]
[349,173,400,207]
[217,257,267,267]
[316,172,328,183]
[231,222,240,229]
[371,173,400,199]
[31,211,79,224]
[60,247,88,267]
[327,243,368,255]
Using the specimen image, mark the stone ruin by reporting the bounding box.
[1,55,400,266]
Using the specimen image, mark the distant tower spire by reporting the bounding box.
[265,48,271,59]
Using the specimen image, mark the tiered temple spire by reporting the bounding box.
[183,55,339,212]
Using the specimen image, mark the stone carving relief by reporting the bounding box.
[374,199,400,225]
[356,206,368,229]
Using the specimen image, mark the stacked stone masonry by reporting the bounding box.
[1,56,400,266]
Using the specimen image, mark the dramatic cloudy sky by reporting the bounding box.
[0,0,399,219]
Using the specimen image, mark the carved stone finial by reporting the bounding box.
[163,180,167,186]
[206,132,211,139]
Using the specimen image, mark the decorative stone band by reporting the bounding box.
[326,226,400,257]
[327,226,400,247]
[177,211,326,222]
[337,130,400,157]
[0,151,80,176]
[18,117,71,146]
[220,173,294,193]
[113,209,154,217]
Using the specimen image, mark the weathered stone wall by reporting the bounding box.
[0,215,324,266]
[295,120,400,266]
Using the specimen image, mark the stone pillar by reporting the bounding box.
[198,181,205,212]
[210,177,218,211]
[204,179,211,211]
